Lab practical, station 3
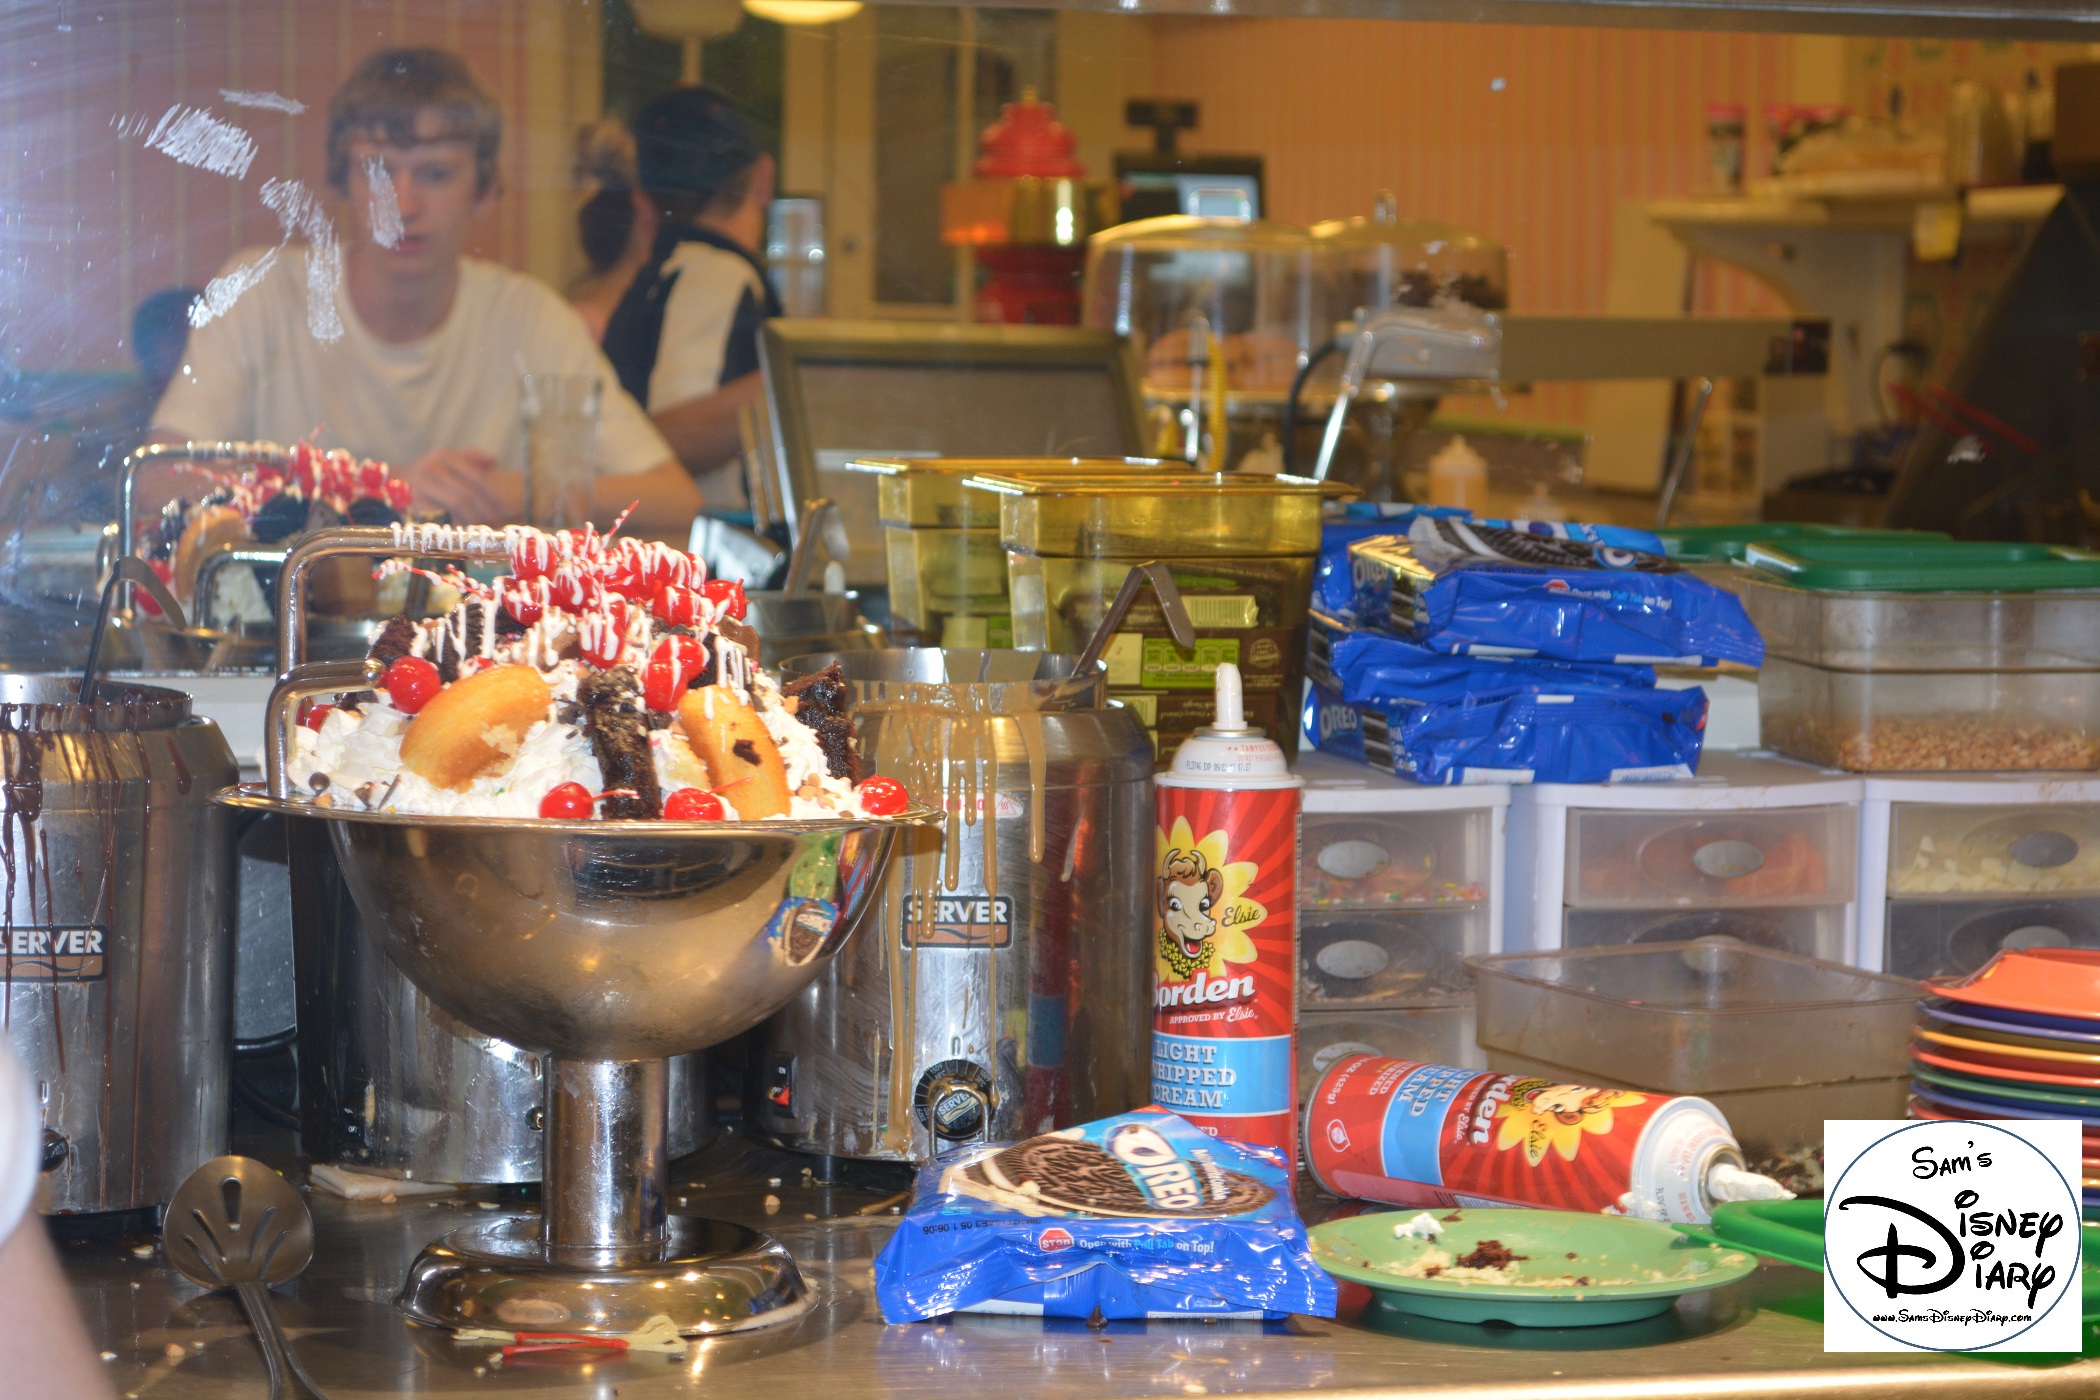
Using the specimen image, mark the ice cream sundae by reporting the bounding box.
[289,521,907,822]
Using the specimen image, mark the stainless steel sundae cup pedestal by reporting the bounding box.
[219,784,927,1337]
[396,1059,804,1334]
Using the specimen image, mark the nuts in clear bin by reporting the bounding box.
[1895,830,2100,895]
[1774,715,2100,773]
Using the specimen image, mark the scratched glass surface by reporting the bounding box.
[0,0,1065,666]
[0,3,2087,673]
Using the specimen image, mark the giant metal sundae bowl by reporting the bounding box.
[216,527,932,1335]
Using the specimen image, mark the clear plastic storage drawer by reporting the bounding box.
[1300,809,1491,909]
[1884,897,2100,980]
[1300,908,1483,1009]
[1564,805,1855,908]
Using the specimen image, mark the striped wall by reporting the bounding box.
[1147,19,1797,319]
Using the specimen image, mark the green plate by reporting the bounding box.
[1913,1063,2100,1110]
[1678,1206,2100,1309]
[1656,524,1945,565]
[1741,538,2100,592]
[1309,1209,1756,1328]
[1674,1199,1826,1272]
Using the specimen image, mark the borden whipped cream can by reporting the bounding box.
[1304,1054,1757,1224]
[1152,664,1303,1173]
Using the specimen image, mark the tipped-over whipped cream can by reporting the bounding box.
[1305,1054,1790,1224]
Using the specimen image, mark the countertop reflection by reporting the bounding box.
[56,1137,2100,1399]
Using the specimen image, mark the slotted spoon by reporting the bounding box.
[163,1155,331,1399]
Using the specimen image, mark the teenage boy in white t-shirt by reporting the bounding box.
[148,49,699,537]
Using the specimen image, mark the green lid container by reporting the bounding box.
[1743,539,2100,593]
[1657,523,1948,565]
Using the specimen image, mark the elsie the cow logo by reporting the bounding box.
[1153,816,1267,986]
[1157,847,1224,980]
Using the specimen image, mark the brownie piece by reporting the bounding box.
[782,661,859,782]
[1453,1240,1527,1271]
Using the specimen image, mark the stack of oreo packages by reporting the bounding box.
[1301,508,1764,785]
[873,1110,1336,1322]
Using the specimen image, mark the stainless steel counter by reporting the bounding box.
[59,1137,2100,1400]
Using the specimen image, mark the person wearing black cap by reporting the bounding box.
[603,85,783,501]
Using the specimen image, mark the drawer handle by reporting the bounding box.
[1311,1041,1381,1076]
[1693,838,1765,880]
[2009,831,2078,870]
[1316,840,1391,881]
[1315,939,1391,981]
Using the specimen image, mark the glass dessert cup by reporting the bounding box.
[216,787,929,1335]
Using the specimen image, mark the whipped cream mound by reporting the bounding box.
[295,702,603,818]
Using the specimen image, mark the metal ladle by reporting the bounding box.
[163,1155,332,1400]
[780,496,839,595]
[1073,560,1196,676]
[77,556,188,706]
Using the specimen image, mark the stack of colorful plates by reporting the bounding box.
[1912,948,2100,1207]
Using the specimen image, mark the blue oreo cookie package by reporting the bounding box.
[1318,510,1668,618]
[1346,516,1763,668]
[1303,612,1707,784]
[1311,610,1655,702]
[872,1110,1336,1323]
[1303,674,1706,784]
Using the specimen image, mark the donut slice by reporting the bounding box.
[172,503,251,602]
[400,664,554,791]
[678,686,791,819]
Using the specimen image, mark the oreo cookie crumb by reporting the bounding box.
[719,617,761,666]
[345,496,402,527]
[580,669,660,819]
[732,738,759,765]
[367,616,418,672]
[250,491,310,543]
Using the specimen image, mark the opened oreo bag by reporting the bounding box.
[873,1110,1337,1322]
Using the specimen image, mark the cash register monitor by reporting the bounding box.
[1112,155,1265,223]
[758,320,1149,585]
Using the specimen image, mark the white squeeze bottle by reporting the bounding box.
[1151,664,1305,1175]
[1427,435,1488,511]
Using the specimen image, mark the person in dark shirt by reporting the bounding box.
[602,86,783,505]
